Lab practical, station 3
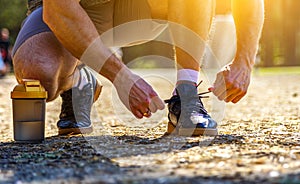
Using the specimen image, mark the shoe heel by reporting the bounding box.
[93,82,102,102]
[167,122,177,135]
[58,126,93,135]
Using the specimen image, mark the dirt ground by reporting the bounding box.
[0,69,299,184]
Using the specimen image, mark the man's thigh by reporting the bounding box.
[148,0,168,20]
[80,0,115,35]
[12,7,51,56]
[81,0,152,33]
[12,7,78,99]
[13,32,78,100]
[12,6,77,76]
[113,0,152,26]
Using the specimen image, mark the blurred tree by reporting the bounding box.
[0,0,27,44]
[282,0,299,66]
[261,0,300,66]
[261,0,277,67]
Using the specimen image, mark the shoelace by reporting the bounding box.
[164,80,211,104]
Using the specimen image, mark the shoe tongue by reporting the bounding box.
[176,83,208,116]
[176,83,198,98]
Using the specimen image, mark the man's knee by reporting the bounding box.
[12,34,73,101]
[168,0,215,29]
[13,56,59,101]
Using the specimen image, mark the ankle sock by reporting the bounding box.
[173,69,199,95]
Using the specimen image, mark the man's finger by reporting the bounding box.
[224,90,240,102]
[151,96,165,110]
[133,109,143,119]
[149,101,158,113]
[232,93,246,103]
[213,82,227,98]
[142,109,152,118]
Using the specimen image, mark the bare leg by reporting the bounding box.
[13,32,101,135]
[13,32,79,102]
[168,0,215,70]
[156,0,218,136]
[149,0,215,80]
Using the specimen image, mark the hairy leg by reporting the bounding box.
[13,32,79,101]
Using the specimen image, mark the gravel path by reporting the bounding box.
[0,70,299,184]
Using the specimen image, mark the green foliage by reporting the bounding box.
[0,0,27,43]
[255,66,300,76]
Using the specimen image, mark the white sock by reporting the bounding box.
[74,67,89,90]
[173,69,199,95]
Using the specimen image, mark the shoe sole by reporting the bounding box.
[167,122,218,136]
[58,126,93,135]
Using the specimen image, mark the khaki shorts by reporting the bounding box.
[80,0,153,35]
[13,0,165,55]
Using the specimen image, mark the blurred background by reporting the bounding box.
[261,0,300,67]
[0,0,299,68]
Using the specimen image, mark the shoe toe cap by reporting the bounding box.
[57,119,77,129]
[192,115,218,129]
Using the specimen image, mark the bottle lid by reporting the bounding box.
[11,79,48,99]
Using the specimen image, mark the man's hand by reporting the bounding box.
[208,0,263,103]
[128,78,165,119]
[113,69,165,119]
[209,62,252,103]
